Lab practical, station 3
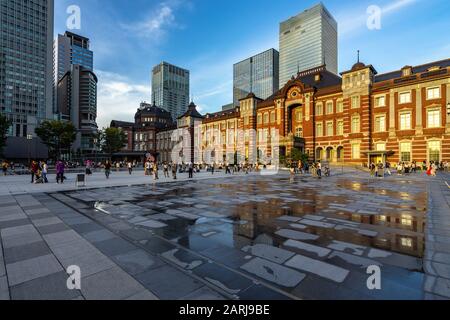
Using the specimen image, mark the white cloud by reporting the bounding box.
[337,0,417,37]
[96,70,150,129]
[120,2,179,39]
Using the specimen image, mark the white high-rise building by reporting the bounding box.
[152,62,190,121]
[279,3,338,88]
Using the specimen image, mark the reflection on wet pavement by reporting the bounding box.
[64,174,428,300]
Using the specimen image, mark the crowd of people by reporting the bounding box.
[369,160,449,178]
[1,157,449,185]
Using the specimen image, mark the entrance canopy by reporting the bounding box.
[364,150,394,166]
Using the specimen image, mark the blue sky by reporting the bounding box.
[54,0,450,128]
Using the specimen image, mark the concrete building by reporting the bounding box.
[233,49,279,107]
[0,0,54,160]
[57,65,98,156]
[152,62,190,121]
[279,3,338,88]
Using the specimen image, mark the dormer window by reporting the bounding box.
[402,66,412,77]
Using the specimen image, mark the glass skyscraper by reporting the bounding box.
[279,3,337,88]
[0,0,54,151]
[54,32,97,155]
[54,31,93,82]
[233,48,279,106]
[152,62,190,121]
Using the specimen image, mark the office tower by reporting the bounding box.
[279,3,338,88]
[152,62,190,120]
[57,65,98,154]
[0,0,54,159]
[54,31,93,112]
[233,48,279,106]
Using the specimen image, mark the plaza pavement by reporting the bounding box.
[0,169,235,196]
[0,169,449,300]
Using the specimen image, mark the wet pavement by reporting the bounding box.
[57,172,433,300]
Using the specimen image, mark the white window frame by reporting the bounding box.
[399,91,412,104]
[426,87,441,100]
[351,115,360,133]
[375,95,386,107]
[316,122,323,137]
[351,96,360,109]
[326,101,334,115]
[428,140,441,163]
[316,103,323,116]
[376,142,386,151]
[399,141,412,162]
[399,111,412,130]
[374,114,386,132]
[351,143,361,159]
[326,121,333,136]
[427,108,441,128]
[337,120,344,136]
[336,100,344,113]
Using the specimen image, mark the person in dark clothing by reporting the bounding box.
[104,161,111,179]
[188,163,194,179]
[30,161,39,183]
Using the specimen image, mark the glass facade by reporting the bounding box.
[152,62,190,121]
[0,0,54,137]
[233,48,279,106]
[279,3,337,88]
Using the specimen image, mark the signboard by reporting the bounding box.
[76,174,86,187]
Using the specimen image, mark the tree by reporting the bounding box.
[290,148,309,164]
[100,127,127,156]
[35,120,77,160]
[0,114,12,157]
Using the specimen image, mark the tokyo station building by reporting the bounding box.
[190,58,450,165]
[120,58,450,166]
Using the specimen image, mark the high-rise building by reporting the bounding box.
[233,48,279,106]
[54,31,97,157]
[57,65,98,155]
[54,32,93,111]
[279,3,338,88]
[151,62,190,121]
[0,0,54,159]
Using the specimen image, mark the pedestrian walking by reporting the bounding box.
[2,161,8,176]
[188,163,194,179]
[127,161,133,175]
[41,161,48,183]
[172,163,177,180]
[317,161,322,178]
[30,160,39,183]
[104,161,111,179]
[56,160,65,184]
[153,163,159,180]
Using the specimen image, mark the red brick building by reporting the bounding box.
[198,58,450,165]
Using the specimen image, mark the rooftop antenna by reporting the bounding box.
[357,50,360,63]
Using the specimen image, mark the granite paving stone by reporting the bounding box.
[10,271,81,300]
[6,254,63,286]
[135,265,203,300]
[81,266,149,300]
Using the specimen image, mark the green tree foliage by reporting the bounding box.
[100,127,127,155]
[0,114,12,156]
[35,120,77,160]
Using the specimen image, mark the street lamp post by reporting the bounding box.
[27,134,33,166]
[93,138,98,168]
